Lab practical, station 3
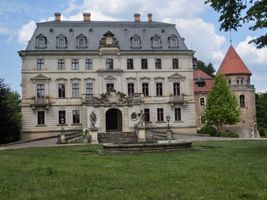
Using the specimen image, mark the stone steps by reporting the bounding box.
[98,132,138,144]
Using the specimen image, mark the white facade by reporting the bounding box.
[19,14,197,139]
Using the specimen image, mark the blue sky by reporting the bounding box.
[0,0,266,93]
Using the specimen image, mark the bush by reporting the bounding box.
[220,131,239,138]
[258,127,267,137]
[198,125,217,136]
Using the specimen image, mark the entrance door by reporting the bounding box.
[106,108,122,132]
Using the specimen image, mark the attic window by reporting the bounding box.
[49,28,54,33]
[195,78,205,87]
[168,35,178,48]
[56,34,67,49]
[89,28,93,32]
[151,34,161,49]
[36,34,47,49]
[76,34,87,49]
[130,35,141,49]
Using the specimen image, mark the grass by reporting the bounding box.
[0,140,267,200]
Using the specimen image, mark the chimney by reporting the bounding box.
[134,13,141,22]
[55,12,61,22]
[147,13,152,22]
[83,13,91,21]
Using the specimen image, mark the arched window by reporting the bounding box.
[151,34,161,48]
[240,95,245,107]
[106,58,113,69]
[76,34,87,48]
[168,35,178,48]
[56,34,67,49]
[200,97,205,106]
[36,34,47,49]
[130,34,141,49]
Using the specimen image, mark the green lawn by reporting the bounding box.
[0,141,267,200]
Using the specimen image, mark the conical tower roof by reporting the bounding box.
[217,45,251,76]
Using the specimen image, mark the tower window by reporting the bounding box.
[240,95,245,108]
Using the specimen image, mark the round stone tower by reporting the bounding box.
[217,45,258,137]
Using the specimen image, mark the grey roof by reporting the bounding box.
[26,21,188,51]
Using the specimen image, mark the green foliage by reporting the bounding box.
[220,131,239,138]
[196,60,216,77]
[205,0,267,48]
[202,75,240,131]
[1,141,267,199]
[256,93,267,137]
[198,125,217,136]
[0,79,21,144]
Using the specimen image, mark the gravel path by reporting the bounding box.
[0,134,265,150]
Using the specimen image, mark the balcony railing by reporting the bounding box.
[169,95,185,105]
[230,84,255,90]
[31,97,51,110]
[82,93,144,106]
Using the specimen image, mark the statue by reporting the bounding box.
[138,110,145,128]
[90,111,97,129]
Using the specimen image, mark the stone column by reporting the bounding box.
[123,106,129,132]
[99,107,105,132]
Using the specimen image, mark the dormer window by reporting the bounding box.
[130,35,141,49]
[76,34,87,49]
[151,34,161,49]
[106,58,113,70]
[56,34,67,49]
[36,34,47,49]
[168,35,178,48]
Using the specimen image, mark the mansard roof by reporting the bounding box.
[25,20,188,51]
[217,45,252,76]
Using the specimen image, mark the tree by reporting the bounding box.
[256,92,267,136]
[196,60,216,77]
[0,79,21,144]
[205,0,267,48]
[202,75,240,132]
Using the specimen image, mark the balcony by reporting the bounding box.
[230,84,255,91]
[169,95,185,105]
[31,97,51,110]
[82,92,144,106]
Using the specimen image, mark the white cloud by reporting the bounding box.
[175,18,226,69]
[18,20,36,45]
[236,36,267,66]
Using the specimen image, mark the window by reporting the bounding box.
[141,59,148,69]
[37,111,45,125]
[37,59,44,71]
[58,59,65,70]
[144,109,150,122]
[172,59,179,69]
[241,79,243,84]
[76,34,87,48]
[142,83,149,96]
[56,34,67,48]
[237,79,240,84]
[58,111,66,124]
[200,97,205,106]
[58,83,65,98]
[173,83,180,96]
[106,83,114,92]
[157,108,164,122]
[36,34,47,49]
[127,59,134,70]
[85,59,92,70]
[86,83,93,95]
[72,83,79,97]
[128,83,134,96]
[37,84,45,98]
[156,83,163,96]
[72,110,80,124]
[168,35,178,48]
[240,95,245,107]
[72,59,79,70]
[228,79,231,84]
[155,58,161,69]
[175,108,181,121]
[151,35,161,48]
[131,35,141,49]
[106,58,113,69]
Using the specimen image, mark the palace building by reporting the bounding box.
[19,13,258,140]
[19,13,196,140]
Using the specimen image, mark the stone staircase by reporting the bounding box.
[145,129,174,142]
[98,131,138,144]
